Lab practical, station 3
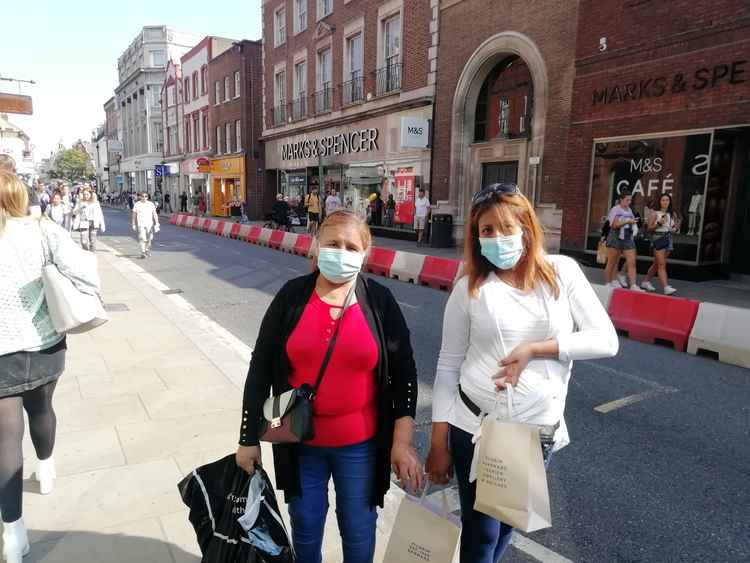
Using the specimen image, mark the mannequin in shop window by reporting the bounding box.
[686,190,703,236]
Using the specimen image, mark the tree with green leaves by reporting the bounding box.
[53,148,94,182]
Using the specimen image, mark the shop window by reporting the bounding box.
[473,56,533,142]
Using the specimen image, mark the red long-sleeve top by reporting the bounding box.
[286,290,379,447]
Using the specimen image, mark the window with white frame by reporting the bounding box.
[275,70,287,106]
[214,81,221,105]
[235,120,241,152]
[275,6,287,46]
[318,0,332,19]
[317,48,331,90]
[347,33,363,79]
[295,0,307,33]
[150,50,166,67]
[225,122,233,153]
[234,71,241,98]
[216,125,222,154]
[224,76,231,101]
[167,84,175,106]
[185,118,191,152]
[169,127,177,156]
[384,14,401,67]
[202,114,208,148]
[184,77,191,103]
[193,114,199,153]
[201,66,208,94]
[294,61,306,99]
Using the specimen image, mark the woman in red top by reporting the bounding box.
[237,210,422,563]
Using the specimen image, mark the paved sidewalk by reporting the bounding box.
[8,243,409,562]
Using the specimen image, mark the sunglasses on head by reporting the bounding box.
[471,183,520,205]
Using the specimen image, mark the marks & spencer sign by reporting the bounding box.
[281,128,379,161]
[592,60,747,106]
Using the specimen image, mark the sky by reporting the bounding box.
[1,0,262,161]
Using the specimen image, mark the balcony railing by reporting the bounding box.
[292,95,307,121]
[341,76,364,106]
[375,61,402,97]
[272,103,287,126]
[314,85,332,114]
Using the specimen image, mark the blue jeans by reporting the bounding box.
[288,439,377,563]
[450,425,552,563]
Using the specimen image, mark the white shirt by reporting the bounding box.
[432,255,618,451]
[325,195,341,215]
[133,200,158,229]
[415,196,431,218]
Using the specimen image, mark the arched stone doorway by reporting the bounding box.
[448,31,554,240]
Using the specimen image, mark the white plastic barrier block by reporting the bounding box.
[281,232,298,252]
[220,222,234,237]
[591,283,614,310]
[258,228,273,246]
[688,302,750,369]
[237,224,252,240]
[390,251,427,284]
[207,219,220,233]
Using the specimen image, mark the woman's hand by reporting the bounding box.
[425,444,453,485]
[391,441,423,493]
[493,342,535,390]
[236,445,262,475]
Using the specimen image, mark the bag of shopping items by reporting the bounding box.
[472,386,552,533]
[178,454,295,563]
[382,483,461,563]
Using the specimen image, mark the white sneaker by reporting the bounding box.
[35,456,56,495]
[664,286,677,296]
[2,518,30,563]
[629,285,644,292]
[607,280,621,289]
[641,281,656,292]
[617,273,628,288]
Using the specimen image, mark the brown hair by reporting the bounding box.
[464,191,560,299]
[0,155,16,173]
[0,170,30,233]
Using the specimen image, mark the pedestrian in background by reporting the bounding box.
[641,193,679,295]
[197,191,207,216]
[414,188,431,246]
[325,188,341,217]
[179,191,188,213]
[426,182,618,563]
[72,188,105,252]
[59,184,73,232]
[132,191,160,259]
[385,193,396,227]
[305,186,321,236]
[163,192,172,214]
[272,193,291,231]
[45,192,66,228]
[604,191,641,291]
[0,170,101,563]
[236,210,422,563]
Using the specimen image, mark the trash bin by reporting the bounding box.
[430,214,453,248]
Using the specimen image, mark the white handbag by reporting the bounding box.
[40,225,109,334]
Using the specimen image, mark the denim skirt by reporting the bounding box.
[0,337,67,398]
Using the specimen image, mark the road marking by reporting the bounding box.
[594,387,678,413]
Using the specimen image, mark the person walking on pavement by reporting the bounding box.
[305,186,321,236]
[272,193,291,231]
[414,188,431,246]
[197,190,207,216]
[0,170,101,563]
[179,191,188,213]
[641,193,679,295]
[163,192,172,214]
[425,183,618,563]
[325,188,342,217]
[236,210,423,563]
[604,191,641,291]
[72,188,105,252]
[45,192,66,228]
[126,191,135,211]
[385,193,396,227]
[132,192,160,259]
[59,184,73,232]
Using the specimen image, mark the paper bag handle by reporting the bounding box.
[418,478,451,517]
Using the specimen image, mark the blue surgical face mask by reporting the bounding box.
[479,232,524,270]
[317,248,364,284]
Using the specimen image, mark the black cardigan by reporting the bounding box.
[239,272,418,508]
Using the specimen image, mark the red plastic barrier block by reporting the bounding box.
[170,214,178,225]
[229,223,241,239]
[268,230,285,249]
[365,247,396,278]
[177,215,189,227]
[247,226,262,244]
[215,221,226,235]
[607,288,700,352]
[202,219,212,232]
[418,256,461,291]
[293,234,313,256]
[191,217,202,229]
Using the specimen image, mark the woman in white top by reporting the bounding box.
[72,188,105,252]
[45,192,66,227]
[0,171,101,563]
[640,194,679,295]
[425,183,618,563]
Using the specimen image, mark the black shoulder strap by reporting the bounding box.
[311,282,357,397]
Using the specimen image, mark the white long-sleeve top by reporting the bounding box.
[432,255,618,450]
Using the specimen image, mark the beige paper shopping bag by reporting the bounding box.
[473,387,552,532]
[382,487,461,563]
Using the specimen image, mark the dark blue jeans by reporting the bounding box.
[450,425,552,563]
[288,439,377,563]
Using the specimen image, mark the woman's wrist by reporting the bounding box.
[393,416,415,445]
[430,421,450,448]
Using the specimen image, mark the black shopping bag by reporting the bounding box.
[178,454,294,563]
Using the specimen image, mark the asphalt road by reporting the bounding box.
[99,209,750,563]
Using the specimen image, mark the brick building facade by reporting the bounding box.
[260,0,438,229]
[431,0,579,248]
[564,0,750,274]
[208,40,267,219]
